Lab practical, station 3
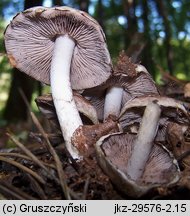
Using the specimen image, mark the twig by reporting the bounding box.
[19,87,71,199]
[19,88,32,111]
[26,174,47,199]
[0,152,32,161]
[29,132,63,146]
[69,189,82,200]
[0,150,80,199]
[156,63,186,85]
[0,182,37,200]
[7,133,58,180]
[82,176,90,200]
[0,156,46,185]
[30,111,71,199]
[0,152,56,169]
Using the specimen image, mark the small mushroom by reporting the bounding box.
[103,51,159,120]
[126,102,161,180]
[119,95,189,136]
[96,102,180,197]
[4,6,112,159]
[84,51,159,121]
[103,52,136,119]
[35,92,99,128]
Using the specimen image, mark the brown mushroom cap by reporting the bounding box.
[4,6,112,90]
[96,132,180,197]
[35,92,99,126]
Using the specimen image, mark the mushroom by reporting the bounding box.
[96,132,180,197]
[96,102,180,197]
[35,92,99,128]
[103,51,159,120]
[83,51,159,121]
[119,95,189,140]
[103,52,135,120]
[4,6,112,159]
[126,102,161,180]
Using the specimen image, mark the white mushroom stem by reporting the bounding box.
[104,86,123,120]
[126,102,161,180]
[103,65,148,121]
[50,34,83,159]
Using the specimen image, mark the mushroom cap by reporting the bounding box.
[82,56,159,121]
[83,52,159,96]
[4,6,112,90]
[119,95,189,130]
[121,71,159,106]
[111,52,159,100]
[35,93,99,126]
[96,132,180,197]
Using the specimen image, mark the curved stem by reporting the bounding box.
[126,102,161,180]
[50,35,83,159]
[104,86,123,120]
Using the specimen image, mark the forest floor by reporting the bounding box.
[0,73,190,200]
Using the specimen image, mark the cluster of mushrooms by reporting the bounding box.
[4,6,190,198]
